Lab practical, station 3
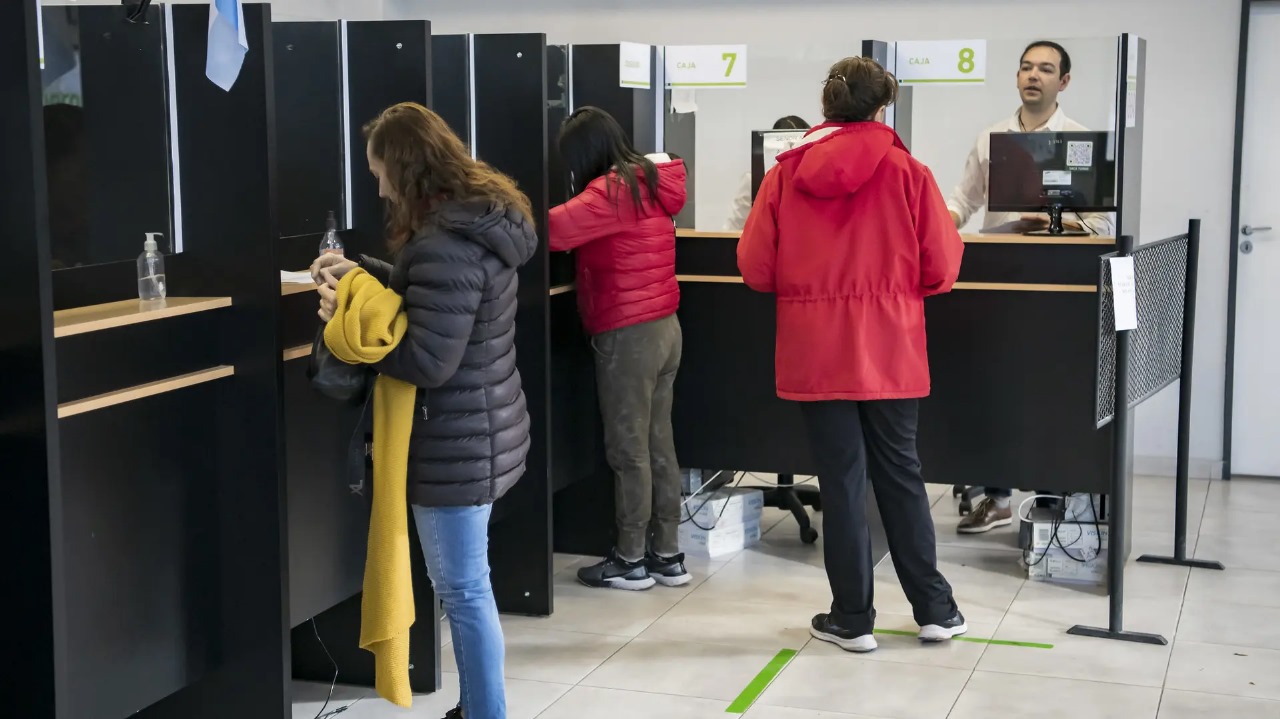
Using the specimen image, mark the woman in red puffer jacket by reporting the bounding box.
[739,57,967,654]
[549,106,690,592]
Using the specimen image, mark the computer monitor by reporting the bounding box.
[988,130,1117,236]
[751,130,808,200]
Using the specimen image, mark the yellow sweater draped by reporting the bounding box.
[323,268,416,708]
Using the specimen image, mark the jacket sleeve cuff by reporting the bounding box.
[358,254,394,284]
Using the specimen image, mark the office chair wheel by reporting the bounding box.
[959,497,973,515]
[952,483,966,498]
[800,527,819,544]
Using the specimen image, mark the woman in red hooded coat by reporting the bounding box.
[549,107,691,591]
[739,57,967,653]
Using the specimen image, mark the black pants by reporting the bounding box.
[801,399,958,635]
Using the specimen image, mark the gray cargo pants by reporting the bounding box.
[593,314,683,561]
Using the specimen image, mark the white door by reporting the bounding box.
[1234,1,1280,477]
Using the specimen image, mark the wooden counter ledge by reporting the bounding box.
[53,297,233,339]
[283,344,313,362]
[57,365,236,419]
[282,282,319,296]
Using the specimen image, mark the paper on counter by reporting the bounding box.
[281,270,315,284]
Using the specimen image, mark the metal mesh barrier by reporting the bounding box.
[1096,234,1189,427]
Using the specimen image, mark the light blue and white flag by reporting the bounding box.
[205,0,247,91]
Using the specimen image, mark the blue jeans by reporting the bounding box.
[412,504,506,719]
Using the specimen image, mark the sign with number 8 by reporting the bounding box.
[895,39,986,85]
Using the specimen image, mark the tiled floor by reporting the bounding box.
[292,476,1280,718]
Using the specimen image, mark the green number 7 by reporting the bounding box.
[722,52,738,78]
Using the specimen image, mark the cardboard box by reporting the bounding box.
[682,487,764,529]
[679,518,761,558]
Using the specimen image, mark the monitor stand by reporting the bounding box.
[1025,204,1090,237]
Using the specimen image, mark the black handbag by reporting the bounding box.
[306,324,373,404]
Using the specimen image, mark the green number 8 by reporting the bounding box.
[958,47,975,74]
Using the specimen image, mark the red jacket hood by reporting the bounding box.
[780,122,908,199]
[586,154,688,218]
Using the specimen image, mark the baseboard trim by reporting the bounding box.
[1134,455,1225,481]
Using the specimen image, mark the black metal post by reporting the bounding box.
[1069,235,1168,646]
[1137,219,1225,571]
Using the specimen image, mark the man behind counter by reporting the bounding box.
[948,40,1115,534]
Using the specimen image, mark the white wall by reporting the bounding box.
[380,0,1239,473]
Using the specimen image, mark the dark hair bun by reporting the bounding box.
[821,57,899,123]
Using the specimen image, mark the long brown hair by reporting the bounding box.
[362,102,533,252]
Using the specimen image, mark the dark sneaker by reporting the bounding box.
[809,613,877,653]
[577,550,656,590]
[919,613,968,642]
[443,706,462,719]
[645,552,693,587]
[957,497,1013,534]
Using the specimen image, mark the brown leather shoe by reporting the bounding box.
[957,497,1013,534]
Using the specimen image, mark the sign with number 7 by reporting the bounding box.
[666,44,748,89]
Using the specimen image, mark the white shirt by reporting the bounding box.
[946,106,1115,236]
[725,171,754,231]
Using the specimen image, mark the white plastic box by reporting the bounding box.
[679,518,761,558]
[681,487,764,529]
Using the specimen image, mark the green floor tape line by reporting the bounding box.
[873,628,1054,649]
[725,648,798,714]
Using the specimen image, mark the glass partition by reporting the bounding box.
[41,2,177,269]
[673,36,1119,233]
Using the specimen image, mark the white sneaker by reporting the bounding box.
[919,614,968,642]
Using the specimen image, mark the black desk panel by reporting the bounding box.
[919,290,1111,495]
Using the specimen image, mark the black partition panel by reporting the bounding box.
[4,1,58,715]
[273,21,344,235]
[345,20,431,252]
[570,44,657,153]
[861,40,913,149]
[59,4,172,267]
[127,5,286,718]
[472,33,553,617]
[546,44,573,287]
[665,109,696,228]
[281,351,369,626]
[432,34,471,143]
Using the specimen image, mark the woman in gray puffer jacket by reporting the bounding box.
[313,102,536,719]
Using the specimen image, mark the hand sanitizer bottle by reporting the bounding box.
[137,233,167,301]
[318,211,344,256]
